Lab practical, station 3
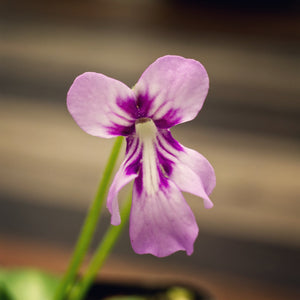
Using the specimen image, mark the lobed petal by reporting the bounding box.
[107,137,141,225]
[157,130,215,209]
[67,72,137,138]
[133,55,209,128]
[175,145,216,198]
[130,179,199,257]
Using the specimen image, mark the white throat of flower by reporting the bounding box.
[135,118,159,195]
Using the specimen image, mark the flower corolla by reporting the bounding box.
[67,55,216,257]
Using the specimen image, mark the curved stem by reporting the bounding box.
[70,192,132,300]
[54,136,123,300]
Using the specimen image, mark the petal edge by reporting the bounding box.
[130,179,198,257]
[133,55,209,128]
[67,72,137,138]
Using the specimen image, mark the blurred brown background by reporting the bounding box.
[0,0,299,298]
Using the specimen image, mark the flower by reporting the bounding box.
[67,55,216,257]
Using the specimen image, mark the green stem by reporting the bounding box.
[54,136,123,300]
[70,192,132,300]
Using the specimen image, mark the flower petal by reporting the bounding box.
[107,137,140,225]
[130,179,198,257]
[174,146,216,198]
[133,55,209,128]
[157,130,215,209]
[67,72,137,138]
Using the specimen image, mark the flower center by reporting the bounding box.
[135,118,159,195]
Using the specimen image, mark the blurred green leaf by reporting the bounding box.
[166,287,194,300]
[0,282,14,300]
[0,268,60,300]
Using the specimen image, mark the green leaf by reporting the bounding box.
[0,282,14,300]
[0,269,60,300]
[166,287,195,300]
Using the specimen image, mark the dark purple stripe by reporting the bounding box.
[125,141,142,176]
[125,136,139,160]
[134,166,143,196]
[112,110,134,123]
[107,123,135,136]
[135,90,155,119]
[125,136,135,154]
[157,136,175,158]
[158,164,169,189]
[116,96,138,119]
[156,147,174,177]
[154,108,181,129]
[160,129,183,151]
[125,157,141,175]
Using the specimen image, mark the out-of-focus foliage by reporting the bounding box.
[0,269,59,300]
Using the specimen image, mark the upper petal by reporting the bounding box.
[67,72,137,138]
[133,55,209,128]
[130,179,198,257]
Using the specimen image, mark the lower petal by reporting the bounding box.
[107,138,140,225]
[171,159,214,209]
[157,130,216,209]
[177,145,216,196]
[129,179,198,257]
[170,146,215,209]
[106,166,137,225]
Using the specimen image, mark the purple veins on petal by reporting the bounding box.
[67,72,137,139]
[155,129,215,209]
[107,123,135,136]
[134,166,143,195]
[158,165,169,188]
[116,96,139,119]
[135,92,155,119]
[125,135,135,154]
[67,55,215,257]
[129,179,198,257]
[125,148,142,176]
[156,147,174,177]
[133,55,209,127]
[124,137,141,175]
[154,110,181,129]
[160,130,183,151]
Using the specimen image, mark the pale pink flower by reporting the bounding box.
[67,55,215,257]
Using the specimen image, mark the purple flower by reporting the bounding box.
[67,55,216,257]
